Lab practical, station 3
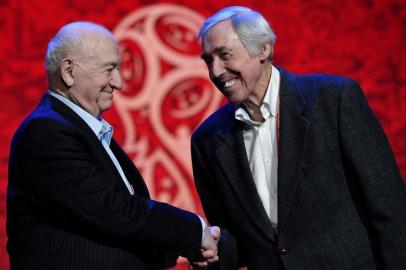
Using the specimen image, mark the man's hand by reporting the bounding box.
[190,226,220,269]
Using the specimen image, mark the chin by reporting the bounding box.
[99,102,113,113]
[226,95,245,104]
[222,89,246,103]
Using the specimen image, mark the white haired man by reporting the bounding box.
[191,6,406,270]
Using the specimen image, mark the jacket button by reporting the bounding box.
[279,247,289,256]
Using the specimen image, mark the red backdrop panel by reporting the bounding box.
[0,0,405,269]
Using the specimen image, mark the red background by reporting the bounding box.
[0,0,405,269]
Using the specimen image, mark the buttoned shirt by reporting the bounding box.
[49,91,135,195]
[235,65,280,228]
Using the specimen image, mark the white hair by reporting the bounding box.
[199,6,276,60]
[45,21,115,73]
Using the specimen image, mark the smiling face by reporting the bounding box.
[69,34,122,118]
[201,20,271,106]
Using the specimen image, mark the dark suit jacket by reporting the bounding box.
[7,93,202,270]
[191,68,406,270]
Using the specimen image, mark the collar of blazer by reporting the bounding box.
[38,93,149,196]
[214,67,310,241]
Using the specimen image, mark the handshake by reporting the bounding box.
[189,226,221,269]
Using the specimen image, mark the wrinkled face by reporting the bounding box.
[70,35,122,117]
[201,20,269,105]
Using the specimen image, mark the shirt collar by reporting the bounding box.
[235,65,280,126]
[49,91,114,145]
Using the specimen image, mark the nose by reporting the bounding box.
[211,57,226,78]
[110,68,123,90]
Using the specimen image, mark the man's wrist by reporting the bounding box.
[197,215,207,244]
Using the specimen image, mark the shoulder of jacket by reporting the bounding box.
[192,103,233,140]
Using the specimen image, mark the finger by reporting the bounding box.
[206,255,219,264]
[201,249,216,259]
[190,264,201,269]
[192,261,208,268]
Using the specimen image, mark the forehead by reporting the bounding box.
[83,35,120,65]
[202,20,241,53]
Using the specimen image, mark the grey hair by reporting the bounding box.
[198,6,276,60]
[45,21,115,73]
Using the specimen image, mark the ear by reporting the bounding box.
[258,42,272,62]
[60,58,74,87]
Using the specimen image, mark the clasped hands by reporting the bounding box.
[190,226,221,269]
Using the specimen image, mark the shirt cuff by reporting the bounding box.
[197,215,207,244]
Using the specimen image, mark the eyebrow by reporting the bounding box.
[104,61,121,67]
[201,46,229,59]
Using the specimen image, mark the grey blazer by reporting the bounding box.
[191,67,406,270]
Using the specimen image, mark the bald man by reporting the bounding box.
[7,21,219,270]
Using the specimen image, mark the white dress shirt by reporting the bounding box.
[49,91,135,195]
[235,65,280,228]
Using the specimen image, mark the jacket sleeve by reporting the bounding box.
[338,81,406,269]
[191,138,240,270]
[12,116,202,261]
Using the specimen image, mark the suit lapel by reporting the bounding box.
[44,93,141,195]
[215,68,310,240]
[215,105,276,242]
[110,140,150,197]
[277,68,309,233]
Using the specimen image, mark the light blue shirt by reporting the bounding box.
[49,91,134,195]
[49,91,207,240]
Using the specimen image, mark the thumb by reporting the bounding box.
[209,226,221,240]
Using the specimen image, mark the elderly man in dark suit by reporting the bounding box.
[191,6,406,270]
[7,21,220,270]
